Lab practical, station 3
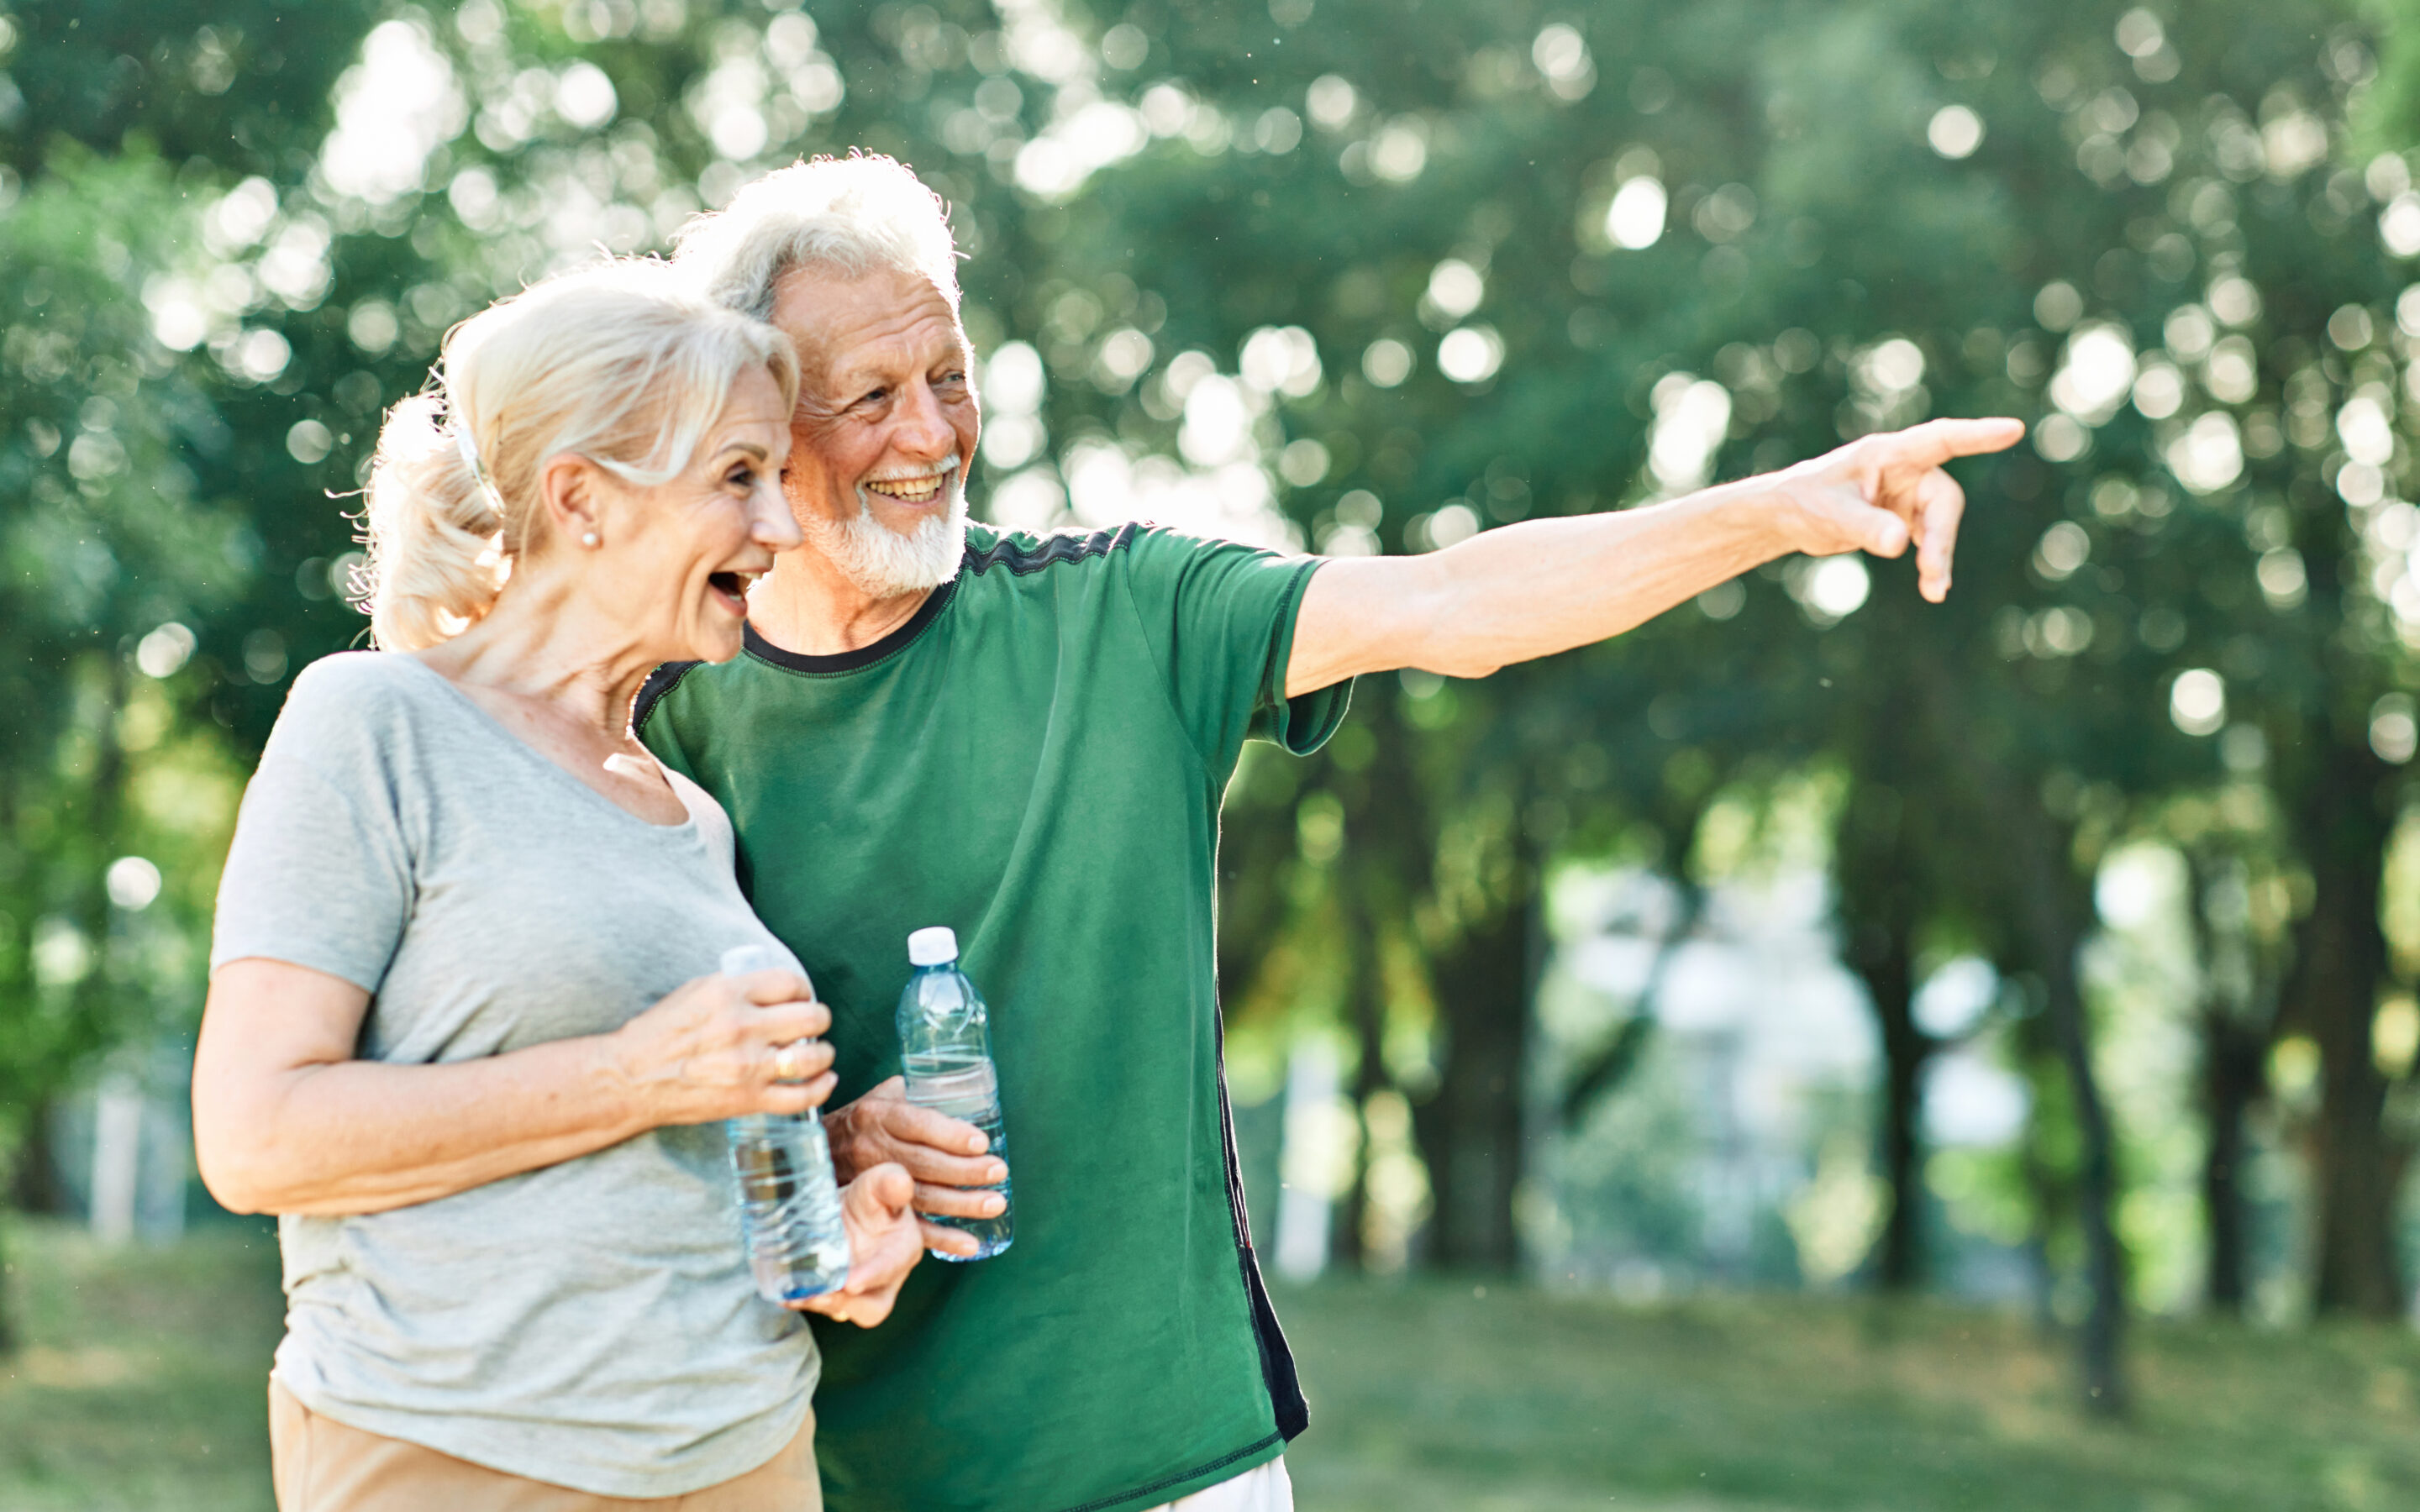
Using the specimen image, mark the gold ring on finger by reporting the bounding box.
[772,1041,805,1082]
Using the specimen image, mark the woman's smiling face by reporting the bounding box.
[585,363,802,665]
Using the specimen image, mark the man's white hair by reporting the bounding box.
[672,154,961,320]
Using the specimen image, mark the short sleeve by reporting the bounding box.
[208,659,418,993]
[1122,527,1354,777]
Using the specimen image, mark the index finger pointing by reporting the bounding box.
[1897,416,2026,463]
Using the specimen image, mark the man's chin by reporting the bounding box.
[809,491,968,598]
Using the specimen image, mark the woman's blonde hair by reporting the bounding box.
[355,260,800,651]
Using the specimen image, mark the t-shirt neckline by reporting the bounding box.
[744,577,958,675]
[391,655,701,835]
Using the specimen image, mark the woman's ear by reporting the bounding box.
[536,453,607,551]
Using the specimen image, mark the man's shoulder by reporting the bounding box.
[634,521,1202,737]
[961,519,1290,594]
[960,519,1142,579]
[632,659,706,738]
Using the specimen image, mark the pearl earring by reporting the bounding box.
[581,531,599,549]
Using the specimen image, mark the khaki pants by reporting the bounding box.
[270,1380,821,1512]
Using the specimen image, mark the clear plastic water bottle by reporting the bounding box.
[721,943,850,1304]
[897,927,1013,1261]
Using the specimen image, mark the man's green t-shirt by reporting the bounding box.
[636,522,1349,1512]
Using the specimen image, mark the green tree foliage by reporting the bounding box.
[981,0,2416,1407]
[10,0,2420,1422]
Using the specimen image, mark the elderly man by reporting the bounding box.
[641,155,2019,1512]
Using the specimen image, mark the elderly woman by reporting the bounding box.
[192,261,920,1511]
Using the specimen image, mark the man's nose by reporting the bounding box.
[890,380,956,460]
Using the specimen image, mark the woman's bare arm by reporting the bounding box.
[192,958,834,1216]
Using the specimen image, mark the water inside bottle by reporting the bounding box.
[902,1048,1014,1261]
[722,942,850,1302]
[729,1114,851,1302]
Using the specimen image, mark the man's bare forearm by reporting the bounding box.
[1285,416,2016,696]
[1287,479,1784,695]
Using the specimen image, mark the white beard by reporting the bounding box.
[802,484,968,598]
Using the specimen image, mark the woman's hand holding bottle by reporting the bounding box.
[603,968,835,1127]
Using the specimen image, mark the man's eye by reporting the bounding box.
[856,387,888,407]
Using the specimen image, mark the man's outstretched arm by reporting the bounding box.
[1285,417,2025,696]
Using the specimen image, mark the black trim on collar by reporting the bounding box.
[964,522,1139,577]
[631,659,701,738]
[743,577,959,675]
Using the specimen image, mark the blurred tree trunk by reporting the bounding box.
[2199,1025,2265,1314]
[0,1211,13,1357]
[2016,1110,2066,1334]
[1837,776,1936,1294]
[2181,848,2279,1316]
[0,1101,56,1352]
[2284,745,2405,1317]
[7,1103,68,1215]
[1927,668,2127,1415]
[2031,882,2130,1417]
[1412,855,1536,1273]
[1332,888,1388,1272]
[1859,922,1931,1294]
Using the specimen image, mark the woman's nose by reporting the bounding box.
[755,483,805,550]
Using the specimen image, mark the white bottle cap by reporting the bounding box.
[908,927,958,966]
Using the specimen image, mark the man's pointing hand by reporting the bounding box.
[1766,416,2027,603]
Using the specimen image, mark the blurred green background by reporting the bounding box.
[12,0,2420,1505]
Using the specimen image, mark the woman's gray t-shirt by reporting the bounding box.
[210,651,817,1498]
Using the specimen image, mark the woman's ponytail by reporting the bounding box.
[355,394,513,651]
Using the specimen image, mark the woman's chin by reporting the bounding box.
[677,619,748,666]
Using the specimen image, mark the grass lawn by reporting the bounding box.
[1276,1279,2420,1511]
[1,1218,284,1512]
[7,1219,2420,1510]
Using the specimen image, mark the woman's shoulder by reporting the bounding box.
[282,650,452,713]
[266,653,451,762]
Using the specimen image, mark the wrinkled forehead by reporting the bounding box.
[771,264,970,394]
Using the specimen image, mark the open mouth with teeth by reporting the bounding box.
[707,569,760,617]
[861,459,958,507]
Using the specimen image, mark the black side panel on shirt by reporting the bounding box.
[1215,1003,1312,1440]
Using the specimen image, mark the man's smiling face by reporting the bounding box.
[769,262,979,597]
